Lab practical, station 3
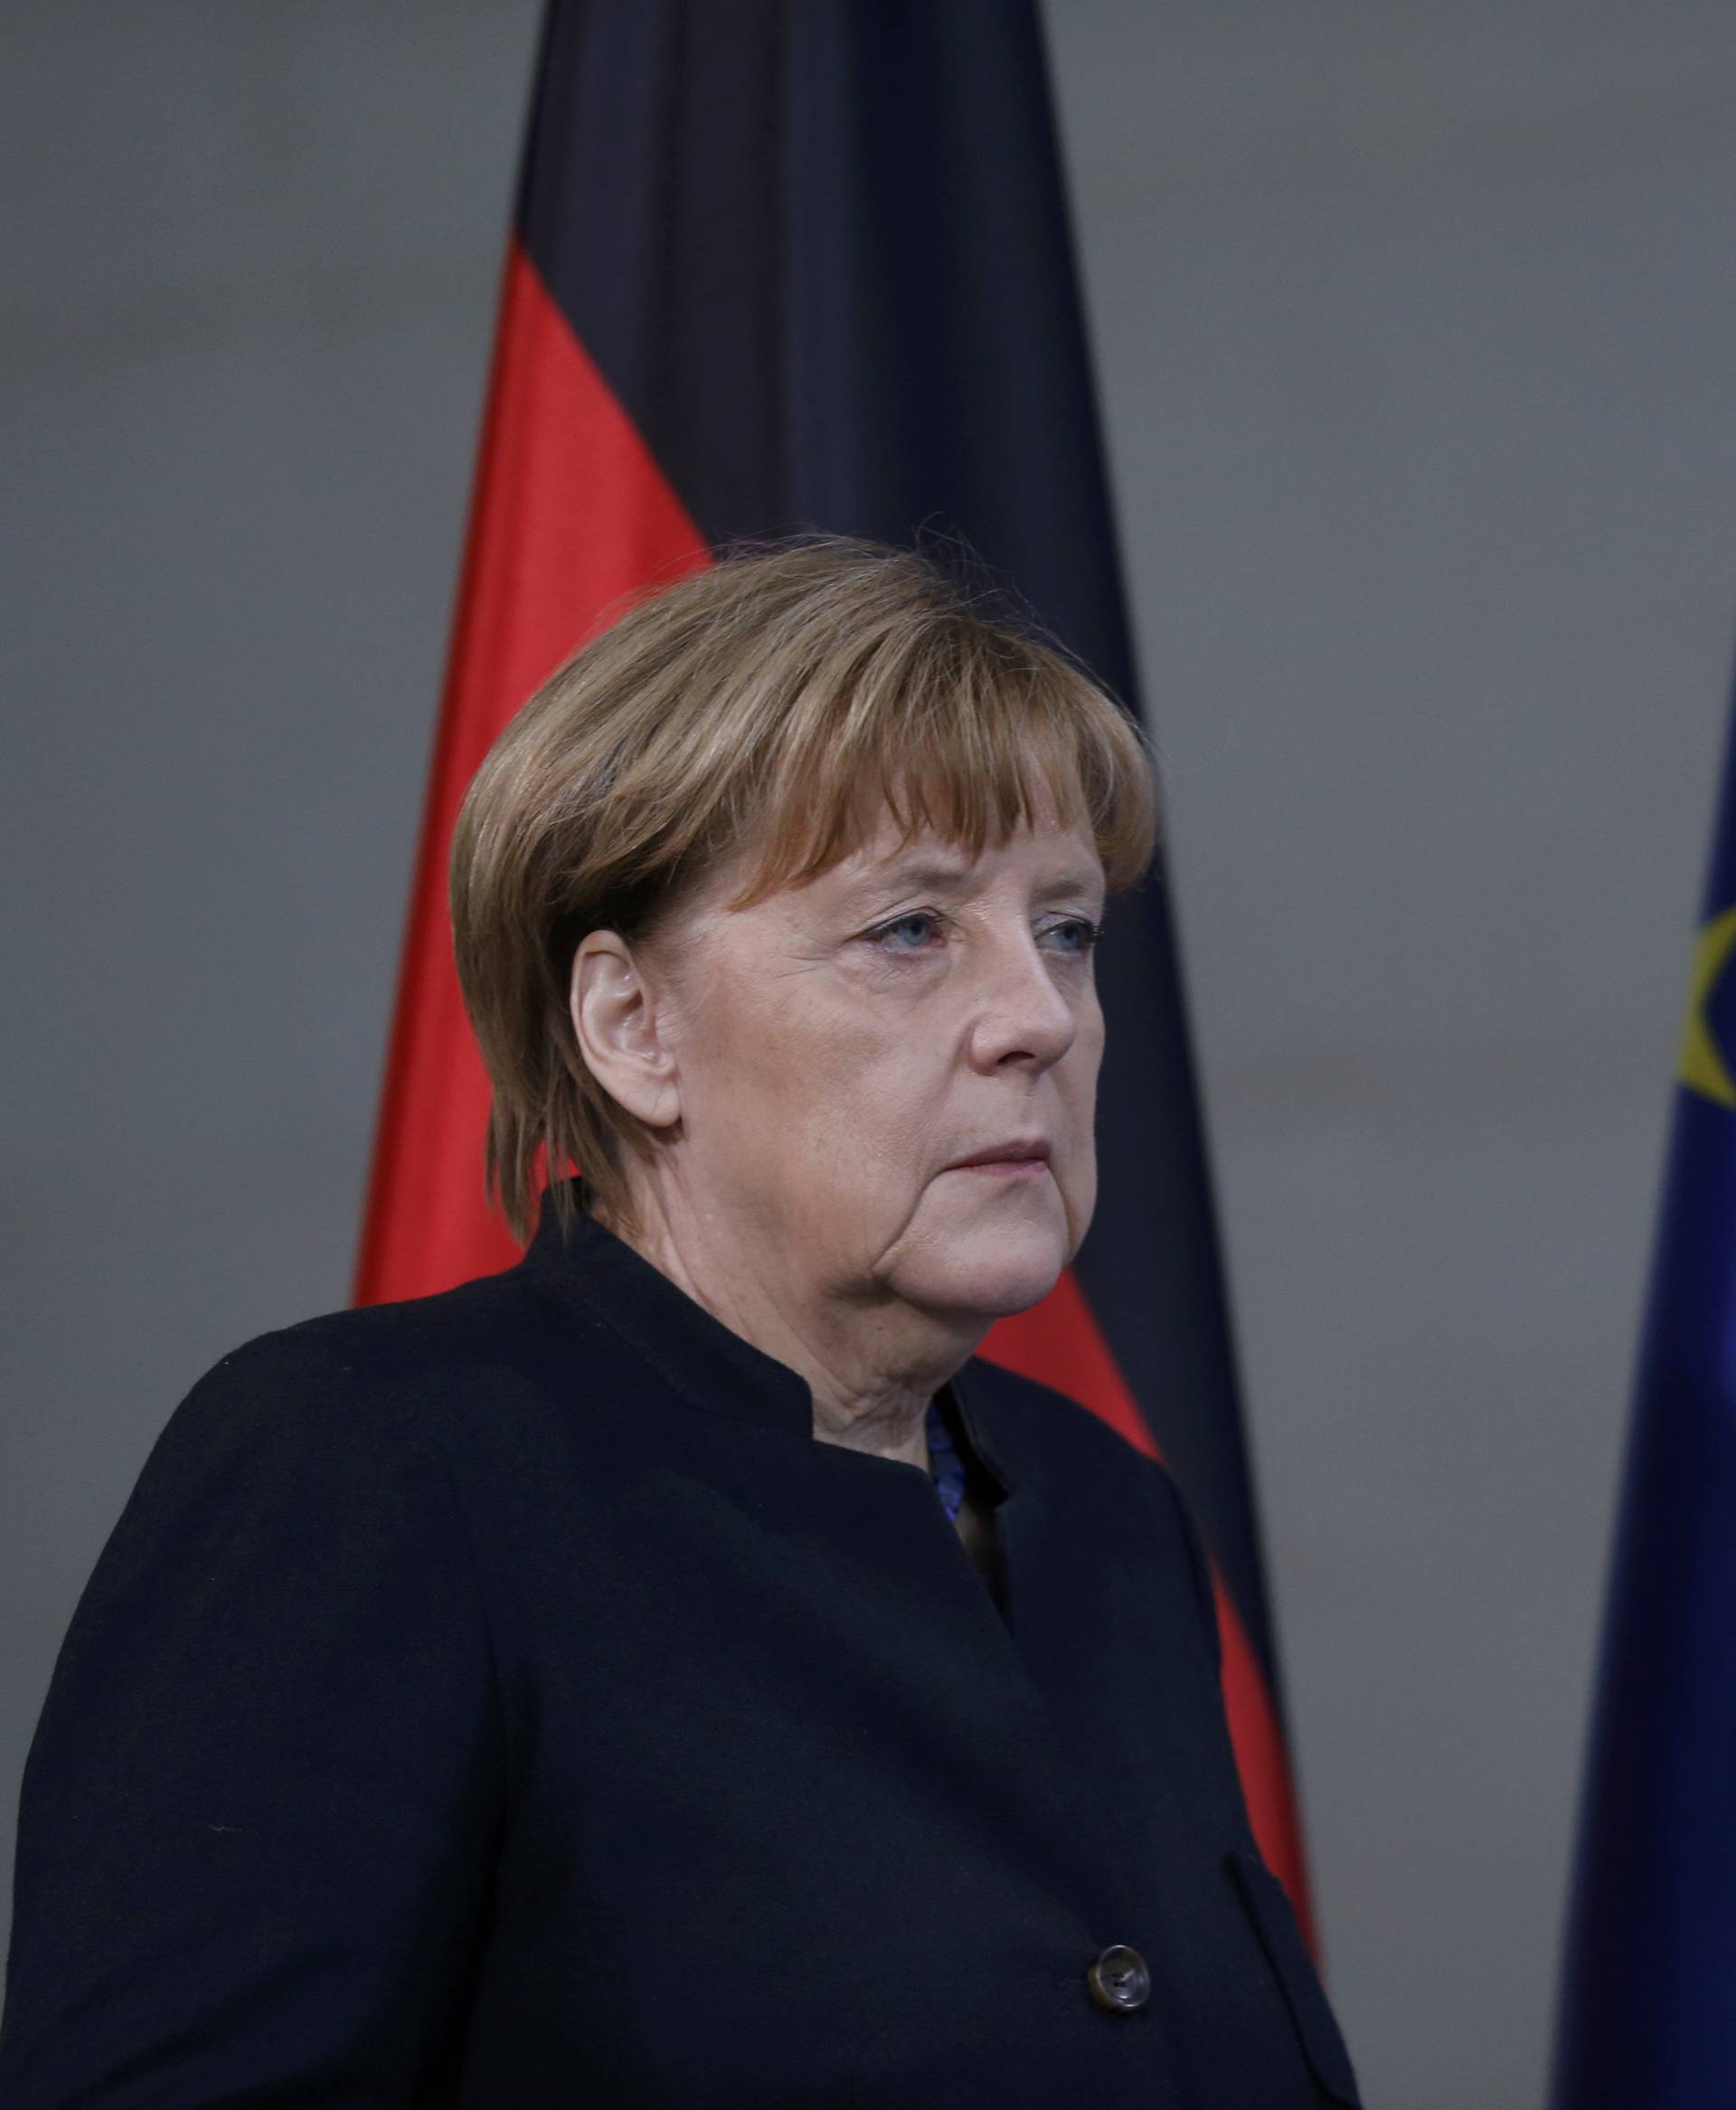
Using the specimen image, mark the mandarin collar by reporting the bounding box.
[518,1178,1016,1500]
[519,1178,819,1435]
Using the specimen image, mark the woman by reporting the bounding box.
[0,540,1361,2106]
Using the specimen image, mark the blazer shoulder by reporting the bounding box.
[98,1273,560,1545]
[172,1255,589,1443]
[205,1259,543,1388]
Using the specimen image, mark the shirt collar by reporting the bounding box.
[515,1178,1014,1500]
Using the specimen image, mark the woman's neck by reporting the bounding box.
[592,1187,980,1468]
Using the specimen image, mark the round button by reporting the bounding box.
[1087,1943,1151,2013]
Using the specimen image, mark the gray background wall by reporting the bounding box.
[5,6,1734,2105]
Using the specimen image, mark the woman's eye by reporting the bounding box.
[1045,916,1103,956]
[872,912,943,951]
[866,912,1102,957]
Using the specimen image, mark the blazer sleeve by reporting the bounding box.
[0,1329,505,2107]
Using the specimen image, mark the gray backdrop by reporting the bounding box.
[5,6,1735,2105]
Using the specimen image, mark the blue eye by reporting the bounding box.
[866,911,1101,958]
[1045,916,1103,955]
[873,912,942,951]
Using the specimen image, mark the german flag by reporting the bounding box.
[354,0,1315,1937]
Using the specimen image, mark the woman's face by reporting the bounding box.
[636,798,1107,1327]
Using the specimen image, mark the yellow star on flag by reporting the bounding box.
[1677,902,1736,1106]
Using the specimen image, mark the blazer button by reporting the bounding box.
[1087,1944,1151,2013]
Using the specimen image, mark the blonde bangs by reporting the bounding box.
[718,612,1158,911]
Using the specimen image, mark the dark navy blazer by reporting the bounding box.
[0,1184,1361,2107]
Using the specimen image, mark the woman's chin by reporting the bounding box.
[904,1226,1071,1321]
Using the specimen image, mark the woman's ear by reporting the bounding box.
[569,932,681,1131]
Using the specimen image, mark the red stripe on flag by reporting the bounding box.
[984,1280,1317,1952]
[354,244,709,1306]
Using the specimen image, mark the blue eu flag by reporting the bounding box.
[1551,689,1736,2106]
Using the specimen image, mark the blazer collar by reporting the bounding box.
[520,1178,816,1435]
[516,1177,1015,1499]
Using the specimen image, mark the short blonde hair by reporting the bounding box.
[450,536,1160,1243]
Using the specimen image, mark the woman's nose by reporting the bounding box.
[966,932,1080,1072]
